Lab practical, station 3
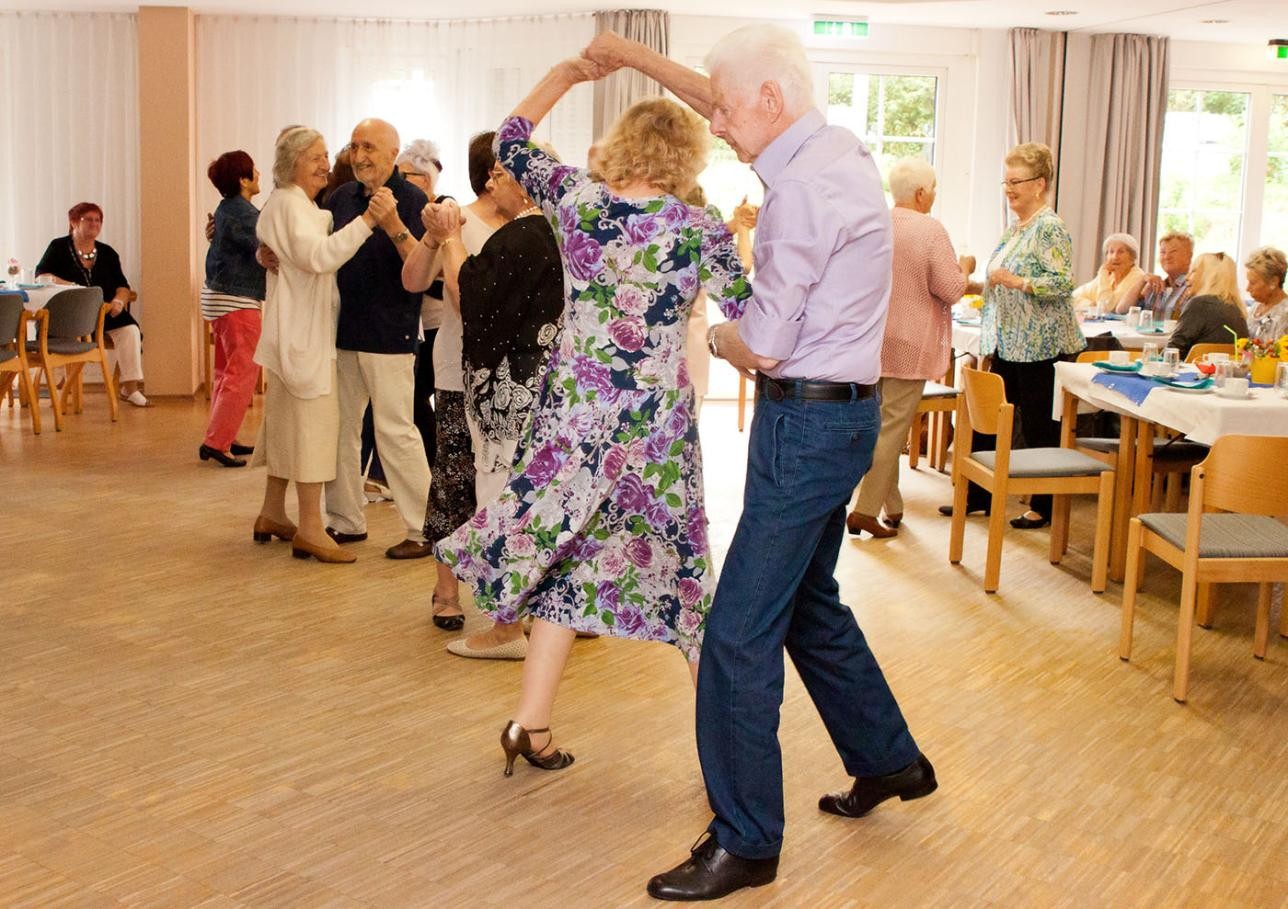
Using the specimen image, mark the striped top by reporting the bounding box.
[200,286,260,321]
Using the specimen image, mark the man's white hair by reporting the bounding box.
[703,25,814,114]
[887,157,936,203]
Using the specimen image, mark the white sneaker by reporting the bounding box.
[120,389,148,407]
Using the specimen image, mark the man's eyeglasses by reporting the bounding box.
[1001,176,1042,188]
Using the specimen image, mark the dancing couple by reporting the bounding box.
[436,24,936,902]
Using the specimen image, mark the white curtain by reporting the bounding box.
[0,13,140,296]
[593,10,669,139]
[1008,28,1066,198]
[195,14,596,220]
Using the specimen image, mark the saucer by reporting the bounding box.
[1214,389,1254,400]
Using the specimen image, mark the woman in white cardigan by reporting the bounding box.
[250,126,396,563]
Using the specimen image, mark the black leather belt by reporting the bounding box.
[756,373,876,402]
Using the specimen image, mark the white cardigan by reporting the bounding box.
[254,184,373,399]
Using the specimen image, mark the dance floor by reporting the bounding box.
[2,394,1286,907]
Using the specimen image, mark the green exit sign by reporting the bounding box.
[813,19,869,38]
[1277,44,1288,60]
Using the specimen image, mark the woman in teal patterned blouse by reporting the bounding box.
[955,142,1084,529]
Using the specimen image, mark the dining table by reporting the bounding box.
[1053,360,1288,579]
[951,314,1172,359]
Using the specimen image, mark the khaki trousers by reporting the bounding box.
[853,376,925,517]
[326,350,431,540]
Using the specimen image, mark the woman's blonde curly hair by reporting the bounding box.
[597,98,710,197]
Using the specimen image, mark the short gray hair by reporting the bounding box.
[273,126,322,189]
[704,25,814,114]
[1246,246,1287,289]
[397,138,442,177]
[887,157,936,203]
[1102,232,1139,261]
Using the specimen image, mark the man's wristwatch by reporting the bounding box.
[390,230,411,244]
[706,325,720,358]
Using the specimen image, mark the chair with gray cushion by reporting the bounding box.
[25,287,117,431]
[948,367,1115,593]
[908,380,958,472]
[1120,435,1288,702]
[0,292,40,432]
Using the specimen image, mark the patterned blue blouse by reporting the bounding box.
[980,208,1084,362]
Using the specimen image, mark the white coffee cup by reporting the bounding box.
[1205,352,1230,364]
[1108,350,1130,365]
[1217,377,1249,398]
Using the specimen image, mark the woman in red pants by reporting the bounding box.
[200,150,265,467]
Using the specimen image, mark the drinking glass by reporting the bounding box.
[1137,311,1153,332]
[1126,306,1142,328]
[1276,361,1288,399]
[1162,347,1180,373]
[1214,361,1235,388]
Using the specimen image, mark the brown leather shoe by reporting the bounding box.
[386,539,436,560]
[291,537,357,563]
[325,527,368,544]
[846,511,897,538]
[253,515,297,543]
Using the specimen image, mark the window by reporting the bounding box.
[1262,93,1288,249]
[825,71,938,191]
[1157,89,1250,259]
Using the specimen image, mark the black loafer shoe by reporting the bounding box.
[938,504,989,517]
[1010,514,1050,529]
[819,753,938,818]
[198,444,246,468]
[229,442,254,456]
[325,527,368,544]
[647,834,778,901]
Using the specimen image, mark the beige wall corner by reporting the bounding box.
[138,6,199,396]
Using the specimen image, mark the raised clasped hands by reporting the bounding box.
[557,56,615,85]
[421,199,463,244]
[581,32,635,73]
[364,187,397,231]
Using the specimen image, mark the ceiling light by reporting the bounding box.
[1270,39,1288,61]
[1045,10,1078,15]
[1200,18,1230,24]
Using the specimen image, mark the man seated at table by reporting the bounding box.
[1118,231,1192,321]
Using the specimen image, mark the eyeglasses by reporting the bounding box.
[1001,176,1042,188]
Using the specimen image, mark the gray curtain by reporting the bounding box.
[593,10,668,139]
[1057,33,1169,278]
[1008,27,1066,199]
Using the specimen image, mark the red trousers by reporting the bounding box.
[203,308,262,450]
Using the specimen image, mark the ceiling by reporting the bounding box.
[9,0,1287,45]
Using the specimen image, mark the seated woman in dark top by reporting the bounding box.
[35,202,148,406]
[1168,251,1249,359]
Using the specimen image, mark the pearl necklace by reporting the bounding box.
[76,245,97,261]
[516,205,542,219]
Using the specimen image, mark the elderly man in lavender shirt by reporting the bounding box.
[586,25,936,903]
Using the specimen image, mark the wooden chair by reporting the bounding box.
[1185,343,1236,364]
[1063,350,1208,513]
[1119,435,1288,702]
[907,380,957,473]
[949,367,1115,593]
[26,287,118,430]
[0,293,40,433]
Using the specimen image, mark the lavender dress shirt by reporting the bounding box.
[737,109,892,385]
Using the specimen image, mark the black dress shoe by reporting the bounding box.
[229,442,254,456]
[325,527,368,544]
[938,504,989,517]
[1010,514,1050,529]
[818,753,938,818]
[647,834,778,901]
[198,444,246,468]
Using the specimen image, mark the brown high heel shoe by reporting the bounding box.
[253,515,297,543]
[500,721,575,776]
[291,537,357,563]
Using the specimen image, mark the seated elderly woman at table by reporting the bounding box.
[1244,246,1288,343]
[1167,251,1249,359]
[35,202,148,407]
[847,156,966,538]
[1071,233,1146,315]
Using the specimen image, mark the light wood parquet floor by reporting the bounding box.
[1,394,1286,908]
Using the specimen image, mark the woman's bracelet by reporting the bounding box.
[442,236,461,249]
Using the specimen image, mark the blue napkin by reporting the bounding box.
[1091,371,1157,405]
[0,287,28,302]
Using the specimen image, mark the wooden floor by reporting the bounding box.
[2,394,1286,908]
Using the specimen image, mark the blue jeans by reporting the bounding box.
[696,387,921,860]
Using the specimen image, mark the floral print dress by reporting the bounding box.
[434,116,752,661]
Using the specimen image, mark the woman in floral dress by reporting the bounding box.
[435,60,751,774]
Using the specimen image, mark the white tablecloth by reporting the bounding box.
[952,319,1171,358]
[1,283,81,312]
[1053,361,1288,445]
